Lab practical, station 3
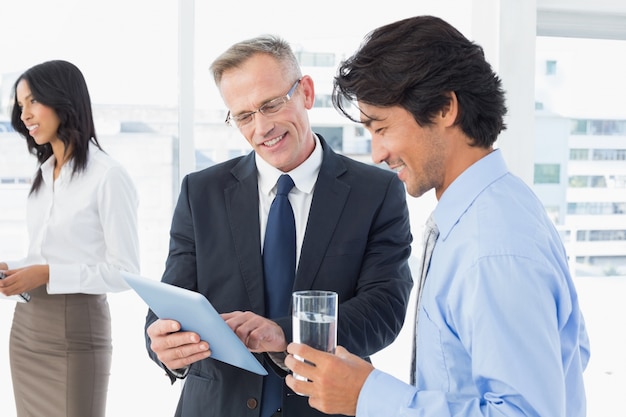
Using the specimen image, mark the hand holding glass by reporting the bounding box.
[292,290,338,386]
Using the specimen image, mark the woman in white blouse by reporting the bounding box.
[0,60,140,417]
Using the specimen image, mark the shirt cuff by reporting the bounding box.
[169,366,190,379]
[267,351,289,372]
[356,369,416,417]
[47,263,81,294]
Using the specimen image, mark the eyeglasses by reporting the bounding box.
[225,78,302,128]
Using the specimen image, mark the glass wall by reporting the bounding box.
[0,1,181,415]
[536,34,626,416]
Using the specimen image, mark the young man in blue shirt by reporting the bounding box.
[285,15,590,417]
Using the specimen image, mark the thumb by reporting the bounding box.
[335,345,351,358]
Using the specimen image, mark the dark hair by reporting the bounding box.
[10,60,102,194]
[332,15,507,148]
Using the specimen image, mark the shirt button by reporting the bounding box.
[246,398,258,409]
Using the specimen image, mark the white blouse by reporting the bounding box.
[7,144,140,294]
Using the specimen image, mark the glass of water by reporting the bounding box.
[292,290,338,387]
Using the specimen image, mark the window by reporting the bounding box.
[609,175,626,188]
[593,149,626,160]
[0,177,31,185]
[590,119,626,135]
[569,148,589,160]
[314,94,333,108]
[312,126,343,150]
[0,121,15,132]
[572,119,626,136]
[295,51,336,67]
[545,59,557,75]
[534,163,561,184]
[571,119,589,135]
[589,230,626,241]
[568,202,626,215]
[569,175,607,188]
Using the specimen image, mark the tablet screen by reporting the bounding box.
[123,272,268,376]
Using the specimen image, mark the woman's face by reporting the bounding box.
[15,79,61,147]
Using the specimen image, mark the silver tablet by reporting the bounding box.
[122,272,268,375]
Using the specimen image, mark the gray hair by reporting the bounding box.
[210,34,302,86]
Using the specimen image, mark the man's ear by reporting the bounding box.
[300,75,316,110]
[440,91,459,128]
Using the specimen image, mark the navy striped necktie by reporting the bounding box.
[263,174,296,318]
[261,174,295,417]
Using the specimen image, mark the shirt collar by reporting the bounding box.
[39,143,97,185]
[256,134,323,196]
[434,148,509,240]
[40,154,76,185]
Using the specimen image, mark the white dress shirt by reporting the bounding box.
[6,144,140,294]
[256,134,323,268]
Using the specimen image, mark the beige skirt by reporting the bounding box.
[9,286,112,417]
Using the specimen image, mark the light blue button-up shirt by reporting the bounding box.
[357,149,590,417]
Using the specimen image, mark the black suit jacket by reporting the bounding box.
[145,136,413,417]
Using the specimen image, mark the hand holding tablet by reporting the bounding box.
[123,272,268,375]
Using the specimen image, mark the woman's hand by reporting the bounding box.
[0,264,49,295]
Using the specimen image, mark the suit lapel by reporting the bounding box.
[225,141,350,309]
[296,140,349,290]
[225,153,266,314]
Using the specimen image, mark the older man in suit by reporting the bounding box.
[145,34,413,417]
